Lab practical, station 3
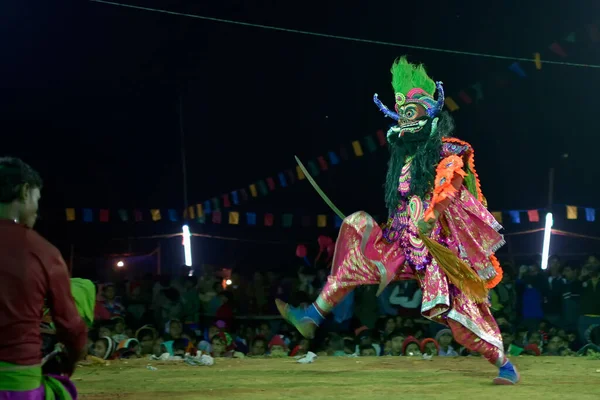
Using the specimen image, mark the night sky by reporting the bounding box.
[2,1,600,271]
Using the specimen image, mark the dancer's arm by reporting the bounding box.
[423,155,467,223]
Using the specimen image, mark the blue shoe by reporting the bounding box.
[493,360,520,385]
[275,299,317,339]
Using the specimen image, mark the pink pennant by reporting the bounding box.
[317,156,328,171]
[527,210,540,222]
[222,194,231,208]
[549,42,567,57]
[99,209,109,222]
[376,129,387,146]
[458,90,473,105]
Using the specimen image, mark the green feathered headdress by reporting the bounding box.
[391,56,436,96]
[373,56,444,120]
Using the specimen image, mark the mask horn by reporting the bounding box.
[430,81,445,117]
[373,94,399,120]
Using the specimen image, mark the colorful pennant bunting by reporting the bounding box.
[328,151,340,165]
[118,209,128,222]
[566,205,577,220]
[458,90,473,105]
[527,210,540,222]
[317,156,328,171]
[249,184,258,197]
[99,209,109,223]
[278,172,288,188]
[352,141,363,157]
[151,209,161,222]
[549,42,567,57]
[282,213,293,228]
[364,135,377,153]
[585,208,596,222]
[509,210,521,224]
[212,210,222,224]
[534,52,542,70]
[264,213,274,227]
[229,211,239,225]
[376,129,386,146]
[258,181,269,196]
[307,160,320,177]
[317,214,327,228]
[492,211,502,224]
[508,62,526,78]
[203,200,212,215]
[296,165,306,180]
[470,82,484,102]
[444,97,459,112]
[222,194,231,208]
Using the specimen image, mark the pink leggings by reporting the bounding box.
[315,267,506,367]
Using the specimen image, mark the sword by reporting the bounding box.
[295,156,346,221]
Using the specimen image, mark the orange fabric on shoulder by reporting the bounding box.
[424,155,466,221]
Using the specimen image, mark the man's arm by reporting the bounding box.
[43,252,88,374]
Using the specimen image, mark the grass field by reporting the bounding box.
[75,356,600,400]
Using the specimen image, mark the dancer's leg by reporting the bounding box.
[276,257,383,338]
[277,212,405,338]
[447,319,506,367]
[448,318,520,385]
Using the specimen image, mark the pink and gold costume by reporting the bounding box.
[316,139,506,365]
[277,57,519,384]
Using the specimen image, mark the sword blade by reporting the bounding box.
[295,156,346,220]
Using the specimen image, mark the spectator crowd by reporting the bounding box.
[67,254,600,362]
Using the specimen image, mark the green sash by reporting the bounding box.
[70,278,96,328]
[43,278,96,329]
[0,362,72,400]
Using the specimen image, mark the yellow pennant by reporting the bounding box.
[491,211,502,224]
[352,141,364,157]
[66,208,76,221]
[445,97,460,112]
[196,203,204,218]
[534,52,542,70]
[317,214,327,228]
[187,206,195,220]
[296,165,306,180]
[566,205,577,220]
[249,184,258,197]
[151,209,161,221]
[229,211,240,225]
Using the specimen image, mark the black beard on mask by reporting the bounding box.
[383,112,454,214]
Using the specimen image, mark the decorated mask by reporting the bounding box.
[373,57,444,143]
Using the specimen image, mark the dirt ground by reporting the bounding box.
[75,356,600,400]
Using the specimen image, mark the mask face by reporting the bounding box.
[396,103,429,137]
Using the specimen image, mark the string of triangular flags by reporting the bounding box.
[188,129,387,218]
[192,22,599,212]
[491,205,596,224]
[64,204,595,226]
[64,207,360,228]
[443,22,599,112]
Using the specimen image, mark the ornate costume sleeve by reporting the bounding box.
[424,155,466,221]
